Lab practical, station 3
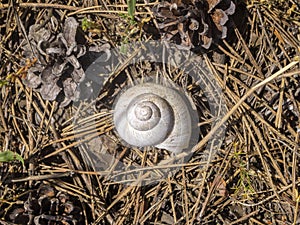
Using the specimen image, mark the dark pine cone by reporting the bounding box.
[21,17,86,107]
[152,0,241,50]
[21,17,110,107]
[6,185,84,225]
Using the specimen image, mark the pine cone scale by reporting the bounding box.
[153,0,239,50]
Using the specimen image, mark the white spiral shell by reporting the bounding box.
[113,83,196,153]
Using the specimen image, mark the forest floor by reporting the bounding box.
[0,0,300,224]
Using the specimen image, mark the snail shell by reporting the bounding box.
[113,83,196,153]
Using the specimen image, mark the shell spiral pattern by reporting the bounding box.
[113,82,195,153]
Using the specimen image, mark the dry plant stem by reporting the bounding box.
[256,8,282,67]
[192,171,208,221]
[288,84,300,119]
[227,74,276,114]
[0,106,7,132]
[62,116,112,137]
[234,180,300,207]
[0,1,299,223]
[275,77,285,128]
[292,132,299,202]
[115,193,135,225]
[62,111,109,133]
[218,43,253,71]
[43,126,113,159]
[42,101,56,139]
[107,3,158,7]
[263,8,300,47]
[11,172,73,182]
[133,187,142,224]
[294,191,300,224]
[235,29,264,78]
[46,180,95,202]
[68,9,152,16]
[192,60,298,153]
[108,146,128,175]
[78,195,89,225]
[95,173,150,223]
[40,161,207,177]
[14,78,60,141]
[139,185,169,223]
[182,167,190,224]
[198,175,223,221]
[249,218,266,225]
[11,97,30,153]
[225,71,298,143]
[25,89,34,158]
[213,62,264,81]
[14,8,36,61]
[256,7,286,129]
[246,113,288,187]
[168,177,177,223]
[0,3,80,11]
[198,146,233,222]
[228,209,260,225]
[13,80,112,219]
[243,115,280,200]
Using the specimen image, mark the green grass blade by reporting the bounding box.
[0,150,24,166]
[127,0,136,19]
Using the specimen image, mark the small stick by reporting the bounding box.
[192,60,299,153]
[0,3,80,11]
[11,172,74,182]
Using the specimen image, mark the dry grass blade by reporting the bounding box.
[1,0,300,224]
[192,60,298,153]
[0,3,80,11]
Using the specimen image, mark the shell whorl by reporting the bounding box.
[127,93,175,129]
[113,82,194,153]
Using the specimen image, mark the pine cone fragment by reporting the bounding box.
[21,17,85,106]
[21,17,110,107]
[153,0,237,50]
[7,185,84,225]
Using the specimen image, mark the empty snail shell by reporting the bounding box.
[113,82,197,153]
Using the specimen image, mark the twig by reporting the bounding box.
[192,61,298,153]
[11,172,73,182]
[0,3,80,11]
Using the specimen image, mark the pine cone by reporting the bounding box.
[21,17,86,107]
[7,185,83,225]
[21,17,110,107]
[152,0,238,50]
